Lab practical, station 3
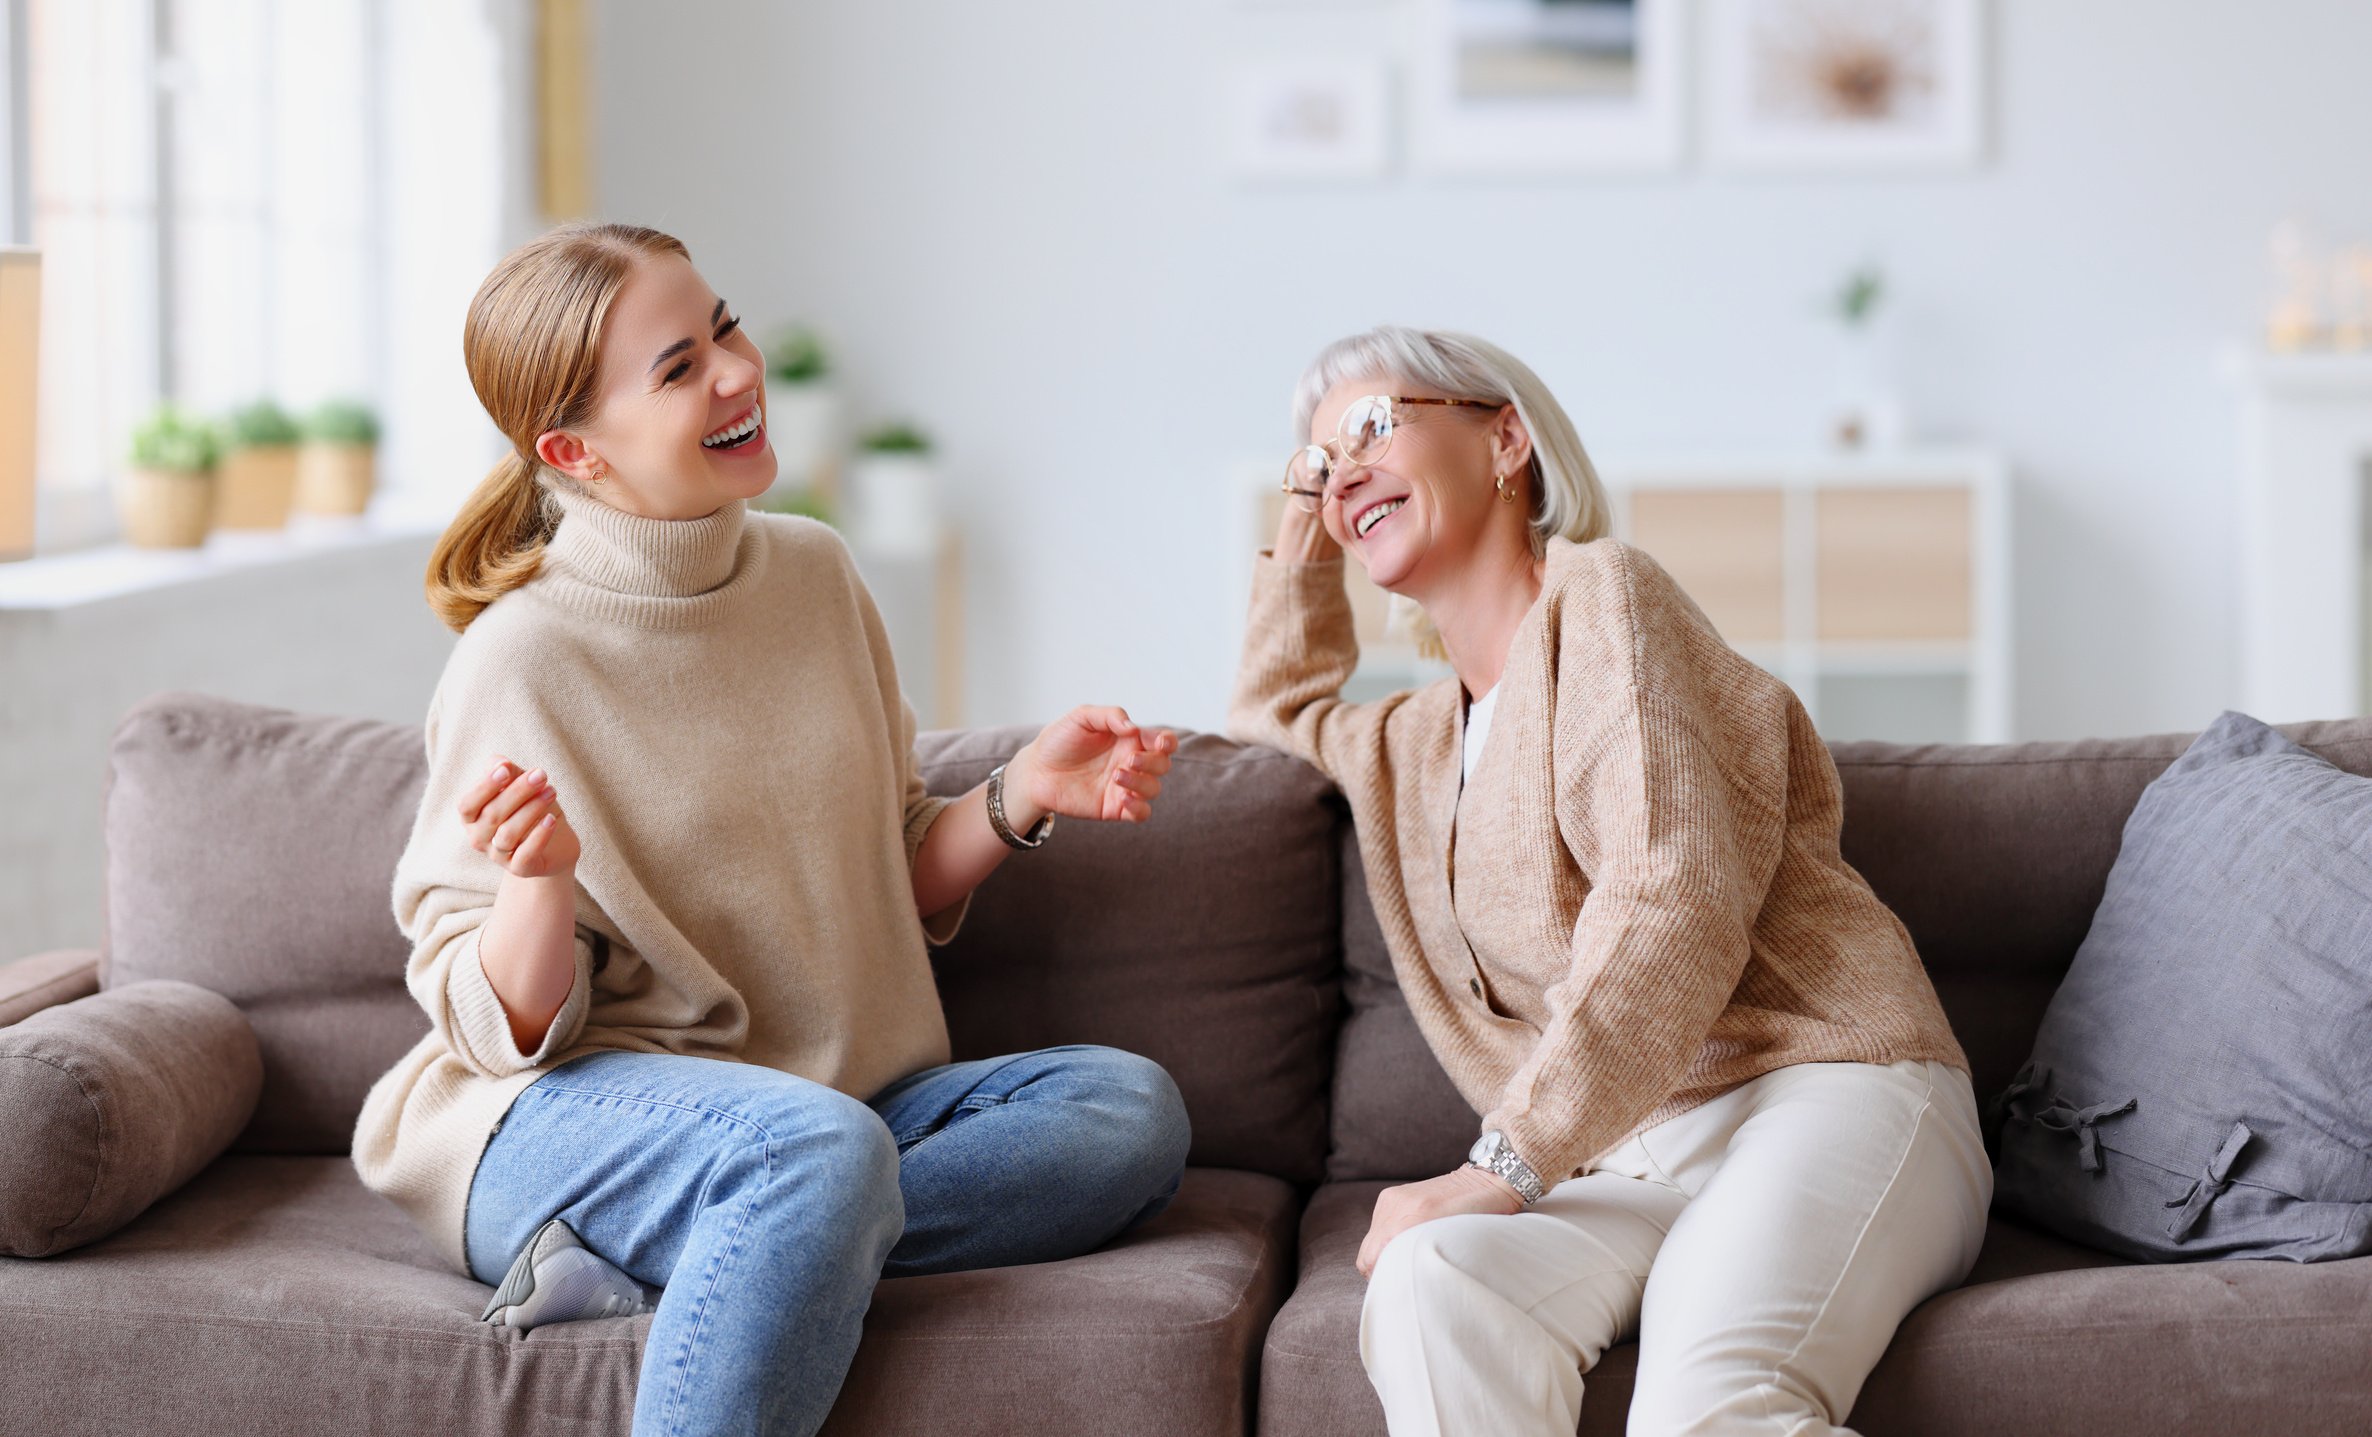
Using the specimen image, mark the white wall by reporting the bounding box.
[593,0,2372,742]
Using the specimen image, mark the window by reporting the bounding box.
[23,0,527,555]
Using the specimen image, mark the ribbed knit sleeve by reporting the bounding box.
[1480,544,1791,1187]
[391,682,604,1080]
[424,919,598,1076]
[835,533,970,948]
[1225,551,1398,782]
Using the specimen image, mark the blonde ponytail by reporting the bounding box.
[423,452,562,633]
[424,219,692,632]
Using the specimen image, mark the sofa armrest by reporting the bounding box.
[0,949,102,1027]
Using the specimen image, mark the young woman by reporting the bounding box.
[1228,325,1991,1436]
[351,221,1190,1437]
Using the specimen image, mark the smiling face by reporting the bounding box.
[532,252,774,518]
[1306,378,1528,593]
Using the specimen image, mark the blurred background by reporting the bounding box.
[6,0,2372,951]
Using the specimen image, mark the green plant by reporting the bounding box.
[226,399,301,450]
[128,405,223,473]
[302,398,381,446]
[1833,263,1886,328]
[767,325,830,384]
[757,486,837,526]
[858,422,932,456]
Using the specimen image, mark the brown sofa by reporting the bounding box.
[1,690,2367,1436]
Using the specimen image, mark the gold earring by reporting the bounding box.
[1495,469,1516,502]
[587,461,606,483]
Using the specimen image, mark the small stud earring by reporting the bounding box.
[587,461,606,483]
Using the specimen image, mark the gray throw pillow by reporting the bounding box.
[1990,709,2372,1262]
[0,980,263,1257]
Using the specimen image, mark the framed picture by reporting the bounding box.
[1409,0,1689,177]
[1702,0,1987,172]
[1224,56,1393,182]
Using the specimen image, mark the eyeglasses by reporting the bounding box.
[1282,395,1502,513]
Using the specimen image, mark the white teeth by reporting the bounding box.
[701,405,762,448]
[1356,498,1405,538]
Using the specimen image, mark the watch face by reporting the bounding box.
[1468,1131,1497,1165]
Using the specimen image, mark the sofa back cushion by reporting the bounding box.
[916,727,1345,1185]
[1320,714,2372,1182]
[101,695,1350,1180]
[102,693,431,1153]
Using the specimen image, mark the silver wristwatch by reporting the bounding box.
[1466,1129,1545,1206]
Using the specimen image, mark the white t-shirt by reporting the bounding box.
[1462,683,1499,785]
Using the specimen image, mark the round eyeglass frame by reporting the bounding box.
[1281,395,1502,513]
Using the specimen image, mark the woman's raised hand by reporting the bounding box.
[1274,493,1341,563]
[459,756,583,878]
[1012,707,1179,824]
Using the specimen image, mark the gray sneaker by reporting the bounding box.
[479,1216,660,1329]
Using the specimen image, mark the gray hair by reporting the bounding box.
[1291,325,1612,656]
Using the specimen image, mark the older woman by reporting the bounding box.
[1228,325,1989,1436]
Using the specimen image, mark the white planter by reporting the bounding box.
[848,453,941,557]
[1832,318,1908,450]
[761,384,840,498]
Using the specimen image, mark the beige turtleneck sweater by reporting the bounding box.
[352,484,964,1276]
[1228,536,1968,1190]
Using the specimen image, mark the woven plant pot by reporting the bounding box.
[117,467,217,549]
[296,442,375,516]
[215,444,299,529]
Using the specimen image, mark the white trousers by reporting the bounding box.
[1359,1059,1992,1437]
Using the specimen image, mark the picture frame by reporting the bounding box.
[1701,0,1987,173]
[1223,55,1394,182]
[1408,0,1689,177]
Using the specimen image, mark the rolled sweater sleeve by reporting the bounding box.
[391,683,604,1080]
[1224,550,1396,780]
[1482,544,1791,1188]
[417,913,597,1077]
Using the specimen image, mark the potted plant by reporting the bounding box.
[215,400,302,530]
[296,399,380,516]
[120,405,222,549]
[1827,261,1906,450]
[760,324,840,504]
[847,421,941,557]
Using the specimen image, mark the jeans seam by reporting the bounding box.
[893,1094,1005,1155]
[660,1124,773,1433]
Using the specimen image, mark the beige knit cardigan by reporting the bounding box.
[1227,535,1969,1188]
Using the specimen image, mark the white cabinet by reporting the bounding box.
[1605,449,2013,744]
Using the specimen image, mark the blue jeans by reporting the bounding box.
[462,1043,1192,1437]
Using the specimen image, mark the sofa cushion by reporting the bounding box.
[0,981,262,1257]
[101,693,431,1153]
[1825,714,2372,1112]
[918,727,1345,1184]
[100,695,1350,1182]
[1258,1180,2372,1437]
[1323,828,1478,1182]
[1991,709,2372,1262]
[0,1157,1295,1437]
[1316,714,2372,1187]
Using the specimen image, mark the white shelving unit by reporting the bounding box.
[1232,446,2013,743]
[1603,447,2013,744]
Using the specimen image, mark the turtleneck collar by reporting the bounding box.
[535,482,765,630]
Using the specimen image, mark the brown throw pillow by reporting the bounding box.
[0,980,263,1257]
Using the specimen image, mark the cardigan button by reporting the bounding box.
[1469,977,1483,999]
